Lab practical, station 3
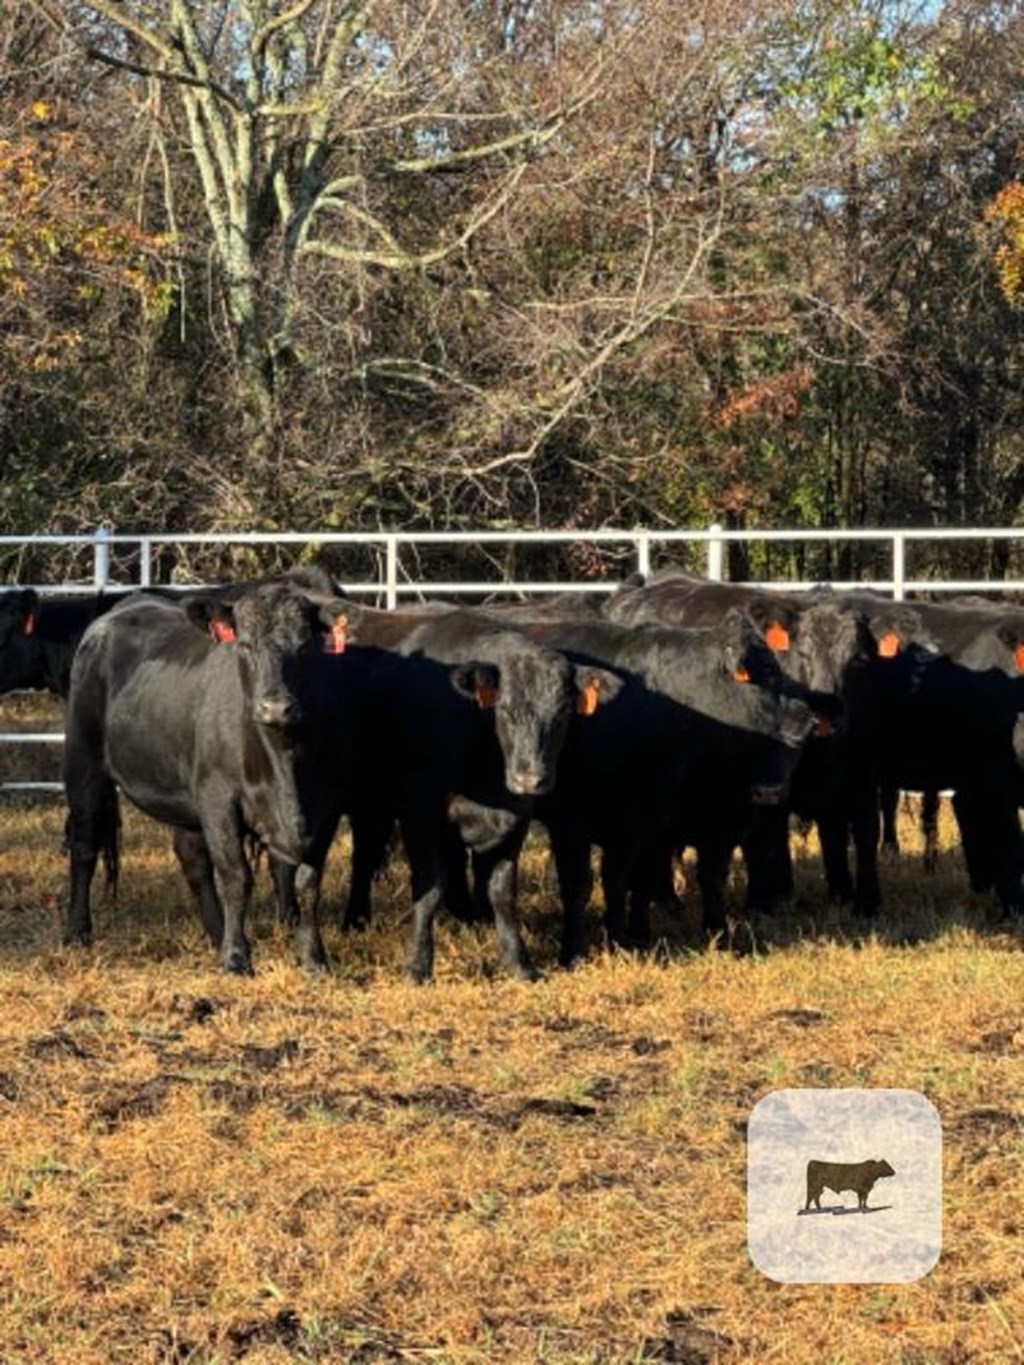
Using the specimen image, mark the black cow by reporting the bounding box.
[875,596,1024,871]
[603,570,924,913]
[329,603,622,982]
[0,588,127,697]
[493,611,827,962]
[840,594,1024,916]
[0,568,342,700]
[62,583,350,972]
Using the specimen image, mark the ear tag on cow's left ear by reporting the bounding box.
[1015,643,1024,673]
[765,621,790,652]
[208,619,237,645]
[576,679,601,716]
[323,616,348,654]
[734,666,752,683]
[23,612,36,637]
[476,680,499,709]
[877,632,901,659]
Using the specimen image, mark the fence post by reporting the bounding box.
[636,531,651,579]
[707,522,725,581]
[139,536,152,587]
[385,535,399,610]
[93,525,111,590]
[892,531,906,601]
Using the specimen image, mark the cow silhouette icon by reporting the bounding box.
[804,1158,895,1212]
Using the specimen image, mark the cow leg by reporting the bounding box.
[952,789,995,893]
[696,839,732,938]
[550,826,593,967]
[964,787,1024,917]
[879,782,900,855]
[202,806,254,974]
[171,828,225,945]
[817,813,856,905]
[742,805,793,912]
[269,855,299,927]
[625,861,655,952]
[400,816,445,983]
[291,860,329,972]
[850,802,882,914]
[473,836,537,981]
[344,807,393,930]
[599,843,631,949]
[63,763,119,948]
[922,789,940,874]
[443,832,487,925]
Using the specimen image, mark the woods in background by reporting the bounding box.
[4,0,1024,579]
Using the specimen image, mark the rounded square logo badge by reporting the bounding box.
[747,1088,942,1283]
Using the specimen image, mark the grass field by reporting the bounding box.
[2,709,1024,1362]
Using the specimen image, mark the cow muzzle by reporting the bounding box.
[256,696,302,728]
[506,765,549,796]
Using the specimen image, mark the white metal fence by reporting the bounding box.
[4,522,1024,794]
[5,524,1024,603]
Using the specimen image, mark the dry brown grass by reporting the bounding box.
[1,778,1023,1363]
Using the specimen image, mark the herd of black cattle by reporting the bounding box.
[1,566,1023,979]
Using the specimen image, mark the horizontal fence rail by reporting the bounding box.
[4,523,1024,794]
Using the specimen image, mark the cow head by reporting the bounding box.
[0,588,42,693]
[747,597,862,702]
[716,610,822,748]
[452,639,623,796]
[187,585,348,730]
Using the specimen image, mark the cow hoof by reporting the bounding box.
[294,927,329,973]
[222,952,254,976]
[62,930,92,949]
[298,949,329,973]
[511,962,540,983]
[341,911,370,933]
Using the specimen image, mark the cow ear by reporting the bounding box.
[572,665,624,716]
[451,663,500,708]
[14,588,39,636]
[315,602,351,654]
[995,623,1024,669]
[745,600,794,653]
[721,606,758,652]
[868,607,924,660]
[186,597,238,644]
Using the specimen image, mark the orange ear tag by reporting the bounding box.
[208,619,237,644]
[476,680,498,709]
[735,666,752,683]
[1015,643,1024,673]
[23,612,36,637]
[765,621,790,652]
[323,616,348,654]
[877,632,901,659]
[576,680,601,716]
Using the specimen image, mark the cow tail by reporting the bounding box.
[60,784,120,896]
[100,788,121,897]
